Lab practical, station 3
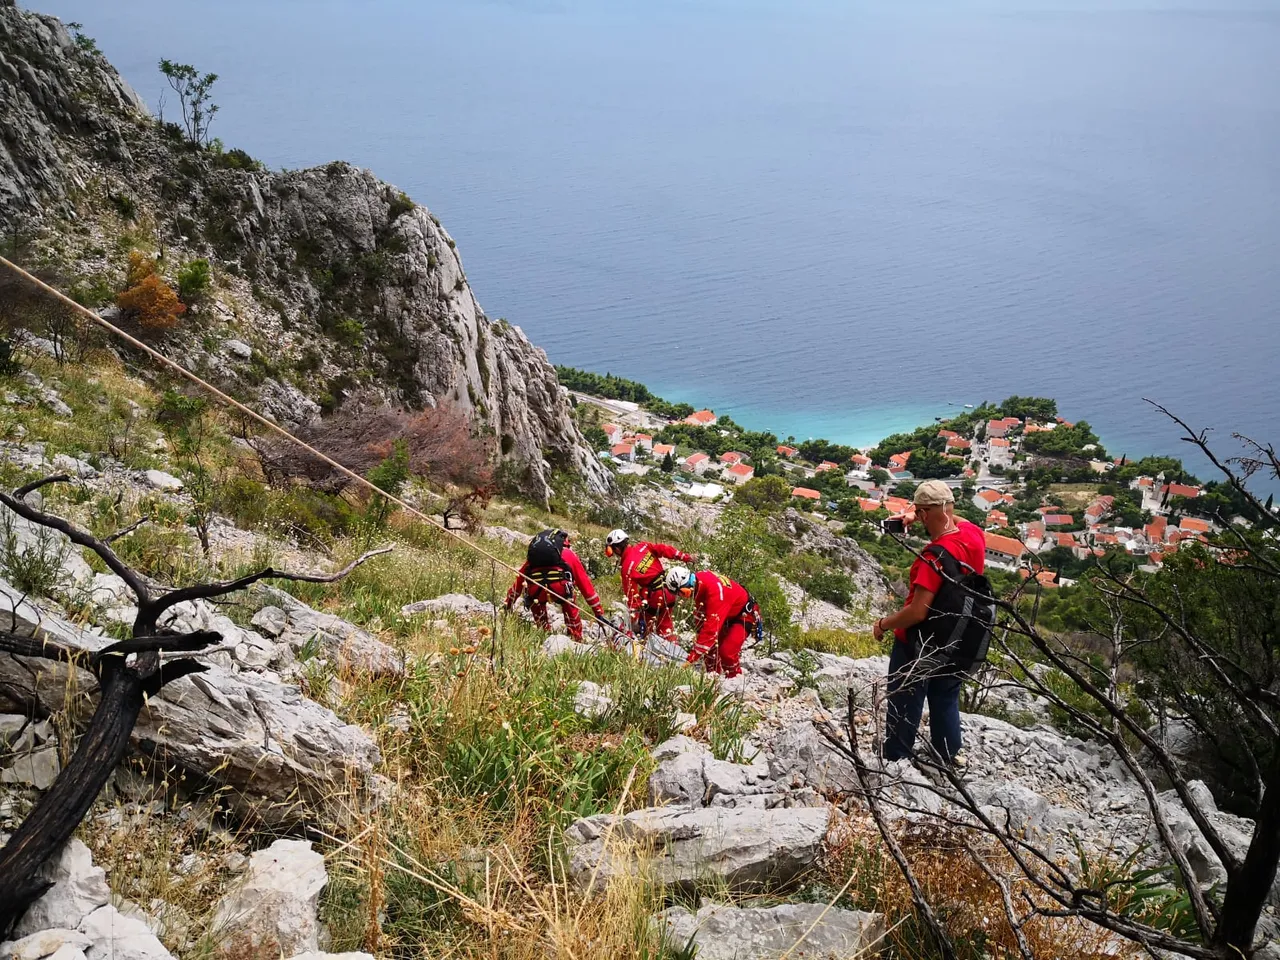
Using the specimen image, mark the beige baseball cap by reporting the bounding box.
[913,479,955,506]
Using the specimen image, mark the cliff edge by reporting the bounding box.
[0,0,608,501]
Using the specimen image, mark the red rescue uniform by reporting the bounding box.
[505,546,604,641]
[620,541,692,640]
[686,570,753,678]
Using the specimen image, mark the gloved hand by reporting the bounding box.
[678,552,694,564]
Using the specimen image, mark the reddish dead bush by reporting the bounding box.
[261,404,493,495]
[117,273,186,330]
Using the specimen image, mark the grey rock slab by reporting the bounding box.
[648,735,709,806]
[223,339,253,360]
[211,839,327,958]
[13,839,111,937]
[656,902,885,960]
[541,635,589,657]
[565,805,831,892]
[78,905,174,960]
[250,605,288,638]
[134,667,380,826]
[573,680,612,719]
[400,593,496,619]
[1,743,61,789]
[256,585,403,679]
[50,454,96,479]
[142,470,183,492]
[0,930,91,960]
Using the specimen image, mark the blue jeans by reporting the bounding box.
[883,639,963,763]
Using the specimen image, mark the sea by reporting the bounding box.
[35,0,1280,491]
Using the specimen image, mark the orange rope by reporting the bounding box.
[0,255,630,642]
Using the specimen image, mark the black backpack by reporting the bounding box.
[907,544,996,672]
[526,529,571,587]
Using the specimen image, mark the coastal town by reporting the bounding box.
[574,387,1236,587]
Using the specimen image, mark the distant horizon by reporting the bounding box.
[35,0,1280,494]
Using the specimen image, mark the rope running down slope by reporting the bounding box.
[0,255,637,648]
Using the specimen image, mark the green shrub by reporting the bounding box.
[330,317,364,347]
[69,275,117,308]
[176,258,212,302]
[0,509,68,598]
[212,147,263,171]
[109,193,138,221]
[388,191,415,219]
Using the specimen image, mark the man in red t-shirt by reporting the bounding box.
[872,480,985,764]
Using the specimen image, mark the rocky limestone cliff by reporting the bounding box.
[0,0,608,502]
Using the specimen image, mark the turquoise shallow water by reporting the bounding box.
[37,0,1280,490]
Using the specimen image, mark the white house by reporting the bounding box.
[984,531,1026,570]
[987,437,1012,466]
[725,463,755,485]
[684,452,711,475]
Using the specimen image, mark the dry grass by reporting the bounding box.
[820,817,1147,959]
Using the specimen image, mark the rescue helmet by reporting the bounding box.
[665,565,695,598]
[604,529,629,558]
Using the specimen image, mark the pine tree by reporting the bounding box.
[661,451,674,473]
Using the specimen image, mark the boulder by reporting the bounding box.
[0,506,94,591]
[50,455,96,479]
[255,586,403,679]
[250,606,288,638]
[78,906,173,960]
[656,902,885,960]
[142,470,183,492]
[564,805,831,892]
[223,339,253,360]
[1,743,61,789]
[648,736,710,806]
[12,839,111,938]
[768,722,858,795]
[0,930,91,960]
[541,635,589,657]
[134,668,380,826]
[573,681,612,719]
[400,593,496,619]
[210,839,327,958]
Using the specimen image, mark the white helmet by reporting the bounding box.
[665,565,694,595]
[604,529,629,558]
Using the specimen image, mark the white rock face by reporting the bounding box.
[223,339,253,359]
[564,805,831,891]
[210,839,327,959]
[78,906,174,960]
[656,902,886,960]
[12,840,111,938]
[142,470,183,492]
